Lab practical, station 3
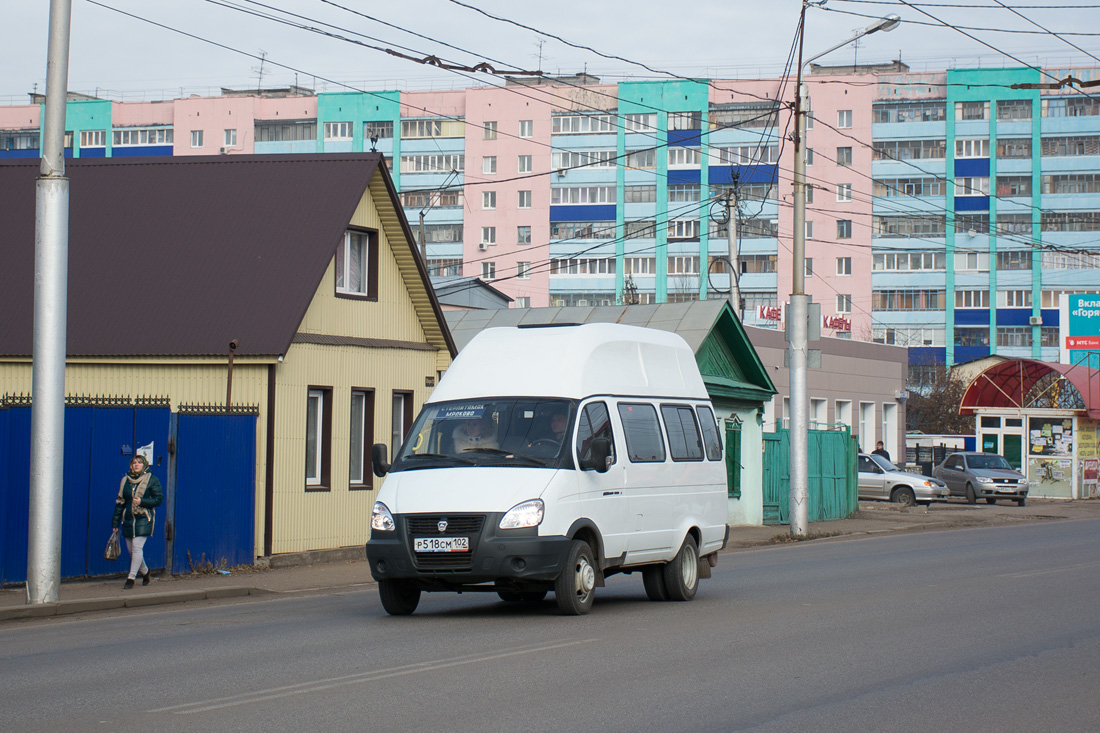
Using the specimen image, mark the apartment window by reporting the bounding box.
[837,294,852,313]
[805,221,814,240]
[625,185,657,203]
[364,120,393,139]
[336,230,377,298]
[514,297,531,309]
[956,101,989,120]
[482,156,497,174]
[517,261,532,279]
[872,214,947,237]
[190,130,204,148]
[552,150,617,170]
[481,261,496,280]
[955,139,989,158]
[518,190,532,208]
[391,392,413,456]
[667,184,701,202]
[667,219,700,240]
[873,252,945,271]
[1041,135,1100,156]
[349,389,375,488]
[518,155,533,173]
[837,220,852,239]
[623,113,657,132]
[806,148,814,165]
[740,254,777,274]
[996,250,1032,270]
[997,99,1032,121]
[805,259,814,278]
[519,120,533,138]
[400,153,464,173]
[806,185,814,204]
[872,101,947,123]
[80,130,105,148]
[305,388,332,489]
[113,127,173,146]
[483,121,497,140]
[955,327,990,347]
[517,226,532,245]
[323,122,353,141]
[481,226,496,245]
[551,185,615,205]
[836,146,853,166]
[996,176,1032,196]
[955,289,990,309]
[836,257,852,276]
[482,191,496,210]
[224,128,237,147]
[998,137,1032,158]
[837,184,852,202]
[998,289,1032,308]
[625,149,656,168]
[667,147,701,167]
[955,251,990,271]
[998,327,1033,347]
[956,177,990,196]
[837,110,853,128]
[553,114,617,134]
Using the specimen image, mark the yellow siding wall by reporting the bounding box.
[297,192,427,345]
[0,360,271,558]
[271,342,437,553]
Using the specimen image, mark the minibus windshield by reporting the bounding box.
[391,398,578,471]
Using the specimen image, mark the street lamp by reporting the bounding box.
[788,8,900,537]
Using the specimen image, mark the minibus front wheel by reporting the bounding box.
[555,540,596,615]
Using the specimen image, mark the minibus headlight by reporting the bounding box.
[500,499,544,529]
[371,502,396,532]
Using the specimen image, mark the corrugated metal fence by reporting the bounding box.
[762,427,858,525]
[0,400,256,585]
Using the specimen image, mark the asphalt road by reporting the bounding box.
[4,518,1100,732]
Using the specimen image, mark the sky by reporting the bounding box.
[3,0,1100,103]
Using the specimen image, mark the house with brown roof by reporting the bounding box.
[0,154,455,559]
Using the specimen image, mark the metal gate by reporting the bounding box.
[170,411,257,573]
[762,427,858,526]
[0,400,169,585]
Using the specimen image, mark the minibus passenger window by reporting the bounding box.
[696,406,723,461]
[577,402,616,466]
[661,405,704,461]
[617,403,666,463]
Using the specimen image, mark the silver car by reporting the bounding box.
[933,451,1029,506]
[858,453,949,506]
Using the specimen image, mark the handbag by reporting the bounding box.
[104,529,121,561]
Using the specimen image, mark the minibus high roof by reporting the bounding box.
[429,323,709,402]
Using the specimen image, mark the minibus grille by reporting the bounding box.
[407,514,485,570]
[406,515,485,534]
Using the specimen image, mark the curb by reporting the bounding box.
[0,586,263,622]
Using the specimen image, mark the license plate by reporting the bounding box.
[414,537,469,553]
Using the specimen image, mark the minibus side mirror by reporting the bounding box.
[372,443,390,477]
[583,437,612,474]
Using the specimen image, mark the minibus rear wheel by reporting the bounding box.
[642,566,670,601]
[663,535,699,602]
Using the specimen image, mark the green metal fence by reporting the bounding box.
[761,427,858,525]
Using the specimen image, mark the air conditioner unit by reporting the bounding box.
[477,242,488,251]
[1029,315,1043,326]
[219,146,228,155]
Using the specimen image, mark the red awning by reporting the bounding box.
[960,358,1100,418]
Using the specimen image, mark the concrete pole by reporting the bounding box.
[788,4,810,538]
[727,189,741,319]
[27,0,73,605]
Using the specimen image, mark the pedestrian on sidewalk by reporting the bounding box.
[111,455,163,589]
[872,441,891,463]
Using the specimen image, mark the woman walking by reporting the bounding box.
[111,454,163,589]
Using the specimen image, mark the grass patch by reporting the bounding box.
[764,530,846,544]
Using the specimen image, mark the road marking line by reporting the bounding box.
[149,638,596,714]
[1000,560,1100,579]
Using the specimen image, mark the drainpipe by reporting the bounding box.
[226,339,238,408]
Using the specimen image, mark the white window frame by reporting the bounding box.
[517,226,532,245]
[838,110,853,128]
[519,120,533,138]
[837,294,852,313]
[481,261,496,281]
[483,121,497,140]
[482,156,497,174]
[836,183,853,202]
[482,191,496,210]
[517,261,531,279]
[481,226,496,245]
[837,257,852,276]
[349,390,368,485]
[305,389,324,486]
[336,230,368,295]
[518,155,533,173]
[323,121,353,141]
[80,129,106,148]
[224,128,237,147]
[190,130,204,148]
[518,190,532,208]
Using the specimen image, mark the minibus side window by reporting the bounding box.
[576,402,616,467]
[661,405,704,461]
[695,405,723,461]
[617,403,666,463]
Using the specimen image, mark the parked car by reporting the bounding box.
[932,451,1029,506]
[858,453,949,506]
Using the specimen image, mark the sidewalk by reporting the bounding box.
[4,498,1097,622]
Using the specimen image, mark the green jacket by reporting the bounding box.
[111,471,164,538]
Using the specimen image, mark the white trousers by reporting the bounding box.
[126,536,149,579]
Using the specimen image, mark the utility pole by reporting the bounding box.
[419,210,427,265]
[726,188,741,319]
[789,6,900,538]
[27,0,73,605]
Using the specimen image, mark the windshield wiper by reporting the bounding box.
[462,447,547,465]
[402,452,475,465]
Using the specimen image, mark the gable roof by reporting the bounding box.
[0,154,455,358]
[445,301,776,403]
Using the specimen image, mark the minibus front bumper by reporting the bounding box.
[366,512,573,589]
